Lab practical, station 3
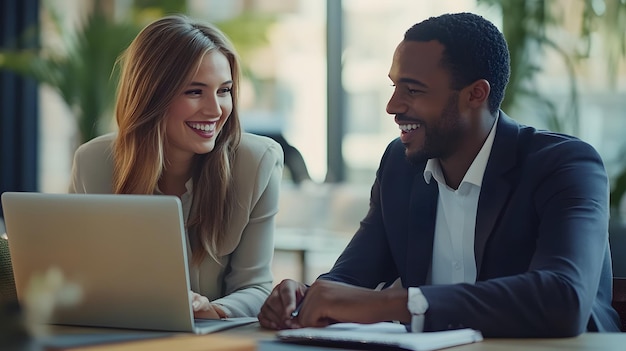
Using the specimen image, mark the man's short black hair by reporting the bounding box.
[405,12,510,114]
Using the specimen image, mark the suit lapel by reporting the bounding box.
[405,173,438,287]
[474,112,518,275]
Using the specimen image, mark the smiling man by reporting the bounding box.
[258,12,621,337]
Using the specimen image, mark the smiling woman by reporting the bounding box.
[164,50,234,165]
[67,14,284,319]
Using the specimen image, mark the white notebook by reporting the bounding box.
[277,322,483,351]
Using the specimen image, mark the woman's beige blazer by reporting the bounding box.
[69,132,284,317]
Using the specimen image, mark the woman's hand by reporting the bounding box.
[189,290,227,319]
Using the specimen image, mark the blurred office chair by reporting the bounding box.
[259,133,311,184]
[610,216,626,331]
[240,110,312,185]
[0,237,17,303]
[610,219,626,278]
[614,277,626,332]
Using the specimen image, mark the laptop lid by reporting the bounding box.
[1,192,197,333]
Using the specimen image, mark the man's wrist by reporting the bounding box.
[407,287,429,332]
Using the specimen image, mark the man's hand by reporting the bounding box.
[258,279,308,329]
[286,280,412,328]
[190,291,226,319]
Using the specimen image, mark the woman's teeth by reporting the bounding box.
[188,123,215,132]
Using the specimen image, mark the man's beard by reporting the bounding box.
[407,92,464,164]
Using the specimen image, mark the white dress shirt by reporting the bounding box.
[408,116,499,332]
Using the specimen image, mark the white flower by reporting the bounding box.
[23,267,82,337]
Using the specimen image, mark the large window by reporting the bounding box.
[37,0,626,195]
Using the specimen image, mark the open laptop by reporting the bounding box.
[1,192,257,334]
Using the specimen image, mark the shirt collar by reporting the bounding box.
[154,177,194,195]
[423,114,499,189]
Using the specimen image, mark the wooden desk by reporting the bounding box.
[40,323,626,351]
[57,333,257,351]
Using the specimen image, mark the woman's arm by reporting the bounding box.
[212,138,284,317]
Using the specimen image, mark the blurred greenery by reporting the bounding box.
[477,0,626,210]
[215,11,277,104]
[0,0,139,144]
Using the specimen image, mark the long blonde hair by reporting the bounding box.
[113,15,242,264]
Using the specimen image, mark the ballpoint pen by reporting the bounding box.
[290,299,304,318]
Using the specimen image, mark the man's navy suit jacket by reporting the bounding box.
[320,112,621,337]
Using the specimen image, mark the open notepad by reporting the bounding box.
[276,322,483,351]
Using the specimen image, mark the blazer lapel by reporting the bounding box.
[405,173,438,287]
[474,112,518,275]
